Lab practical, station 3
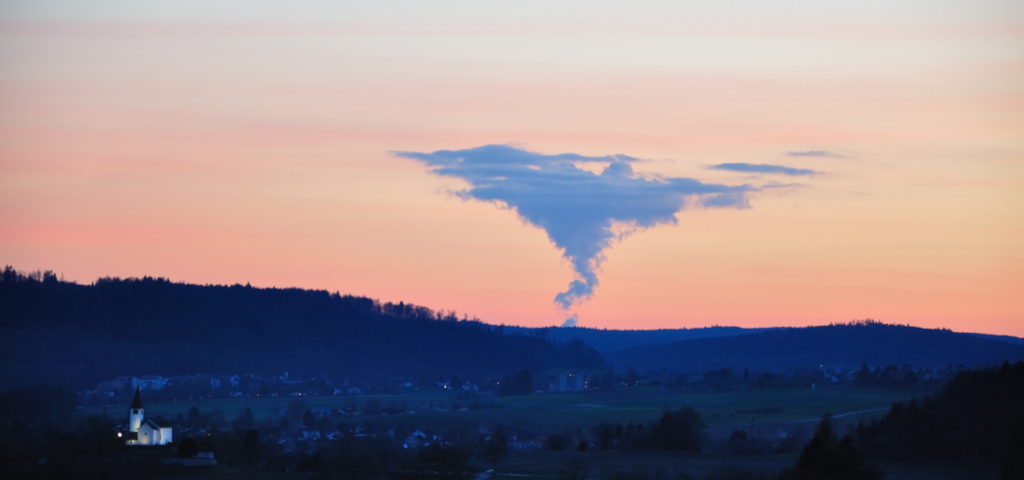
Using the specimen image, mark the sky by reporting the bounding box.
[1,1,1022,335]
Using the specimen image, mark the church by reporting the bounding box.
[122,387,173,446]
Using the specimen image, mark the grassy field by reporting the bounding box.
[86,383,936,433]
[486,450,797,479]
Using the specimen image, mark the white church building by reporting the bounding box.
[123,387,173,446]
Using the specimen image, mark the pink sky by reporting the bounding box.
[2,1,1022,335]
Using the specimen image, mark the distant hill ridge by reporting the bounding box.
[605,321,1024,372]
[503,325,769,352]
[3,267,1022,389]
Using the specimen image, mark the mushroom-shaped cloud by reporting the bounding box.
[395,144,754,316]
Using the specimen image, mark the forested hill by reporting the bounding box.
[0,268,605,390]
[504,325,768,352]
[607,322,1024,372]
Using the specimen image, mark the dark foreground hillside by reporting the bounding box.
[857,361,1024,478]
[0,268,605,389]
[608,322,1024,372]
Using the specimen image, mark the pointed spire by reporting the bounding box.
[131,387,144,409]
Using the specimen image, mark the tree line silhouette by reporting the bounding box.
[0,267,605,389]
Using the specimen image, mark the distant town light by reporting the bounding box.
[117,432,123,438]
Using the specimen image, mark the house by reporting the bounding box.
[123,388,173,446]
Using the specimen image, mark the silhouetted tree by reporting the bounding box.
[231,406,255,431]
[481,428,509,465]
[650,407,704,452]
[595,423,615,450]
[286,399,308,423]
[187,406,202,429]
[241,429,261,467]
[781,414,882,480]
[497,369,534,396]
[302,409,316,429]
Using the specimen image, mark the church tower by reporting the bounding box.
[128,387,144,433]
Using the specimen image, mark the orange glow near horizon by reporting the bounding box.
[1,1,1022,336]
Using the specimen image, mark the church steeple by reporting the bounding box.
[128,387,144,434]
[131,387,144,410]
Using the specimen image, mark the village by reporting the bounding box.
[84,363,951,408]
[87,363,957,465]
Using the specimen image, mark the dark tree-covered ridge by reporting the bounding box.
[607,321,1024,372]
[0,267,606,389]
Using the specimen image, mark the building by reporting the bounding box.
[123,388,173,446]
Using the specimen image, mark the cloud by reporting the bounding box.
[395,144,754,315]
[785,150,848,158]
[710,162,819,176]
[561,314,579,328]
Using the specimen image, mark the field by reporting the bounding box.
[87,383,936,434]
